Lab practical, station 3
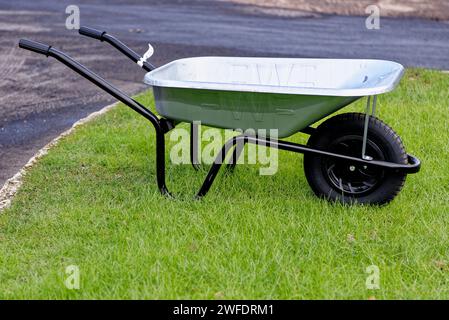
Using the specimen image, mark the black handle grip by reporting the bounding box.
[19,39,51,56]
[79,26,105,40]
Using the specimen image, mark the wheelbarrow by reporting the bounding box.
[18,26,420,205]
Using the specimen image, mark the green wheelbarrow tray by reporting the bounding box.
[144,57,404,138]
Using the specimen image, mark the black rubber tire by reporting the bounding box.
[304,113,408,205]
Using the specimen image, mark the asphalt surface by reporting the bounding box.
[1,0,448,186]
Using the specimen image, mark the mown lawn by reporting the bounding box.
[0,69,448,299]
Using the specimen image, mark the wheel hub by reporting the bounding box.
[323,136,385,195]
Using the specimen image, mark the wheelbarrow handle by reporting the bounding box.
[79,26,106,41]
[78,26,155,72]
[19,39,51,56]
[18,38,160,128]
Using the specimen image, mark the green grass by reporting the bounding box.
[0,69,448,299]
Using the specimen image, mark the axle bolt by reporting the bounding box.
[349,165,356,172]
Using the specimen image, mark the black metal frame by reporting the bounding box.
[18,27,421,199]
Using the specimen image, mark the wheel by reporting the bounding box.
[304,113,408,205]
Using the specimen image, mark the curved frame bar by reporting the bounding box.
[193,134,421,198]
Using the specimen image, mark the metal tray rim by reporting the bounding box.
[144,57,404,97]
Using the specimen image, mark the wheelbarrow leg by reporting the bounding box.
[190,123,245,172]
[226,138,247,171]
[157,131,246,199]
[196,135,247,198]
[155,130,172,197]
[190,122,201,171]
